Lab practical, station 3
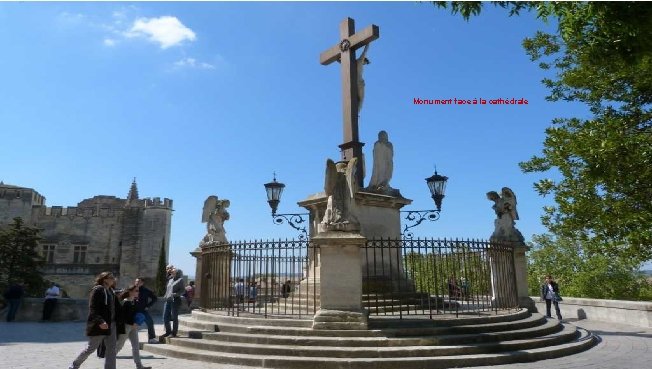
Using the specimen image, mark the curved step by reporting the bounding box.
[142,326,597,369]
[165,323,579,358]
[181,311,545,339]
[197,317,562,346]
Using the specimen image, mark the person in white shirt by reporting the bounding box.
[540,275,563,320]
[42,282,60,321]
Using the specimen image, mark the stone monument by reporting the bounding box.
[486,187,533,310]
[192,195,231,307]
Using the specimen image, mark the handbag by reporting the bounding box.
[554,292,563,302]
[96,340,106,358]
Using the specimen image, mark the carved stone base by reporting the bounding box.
[318,221,360,233]
[312,309,368,330]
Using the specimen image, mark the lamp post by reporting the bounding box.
[264,174,309,240]
[401,170,449,238]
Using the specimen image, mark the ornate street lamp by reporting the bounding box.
[401,170,449,238]
[264,173,308,239]
[264,173,285,216]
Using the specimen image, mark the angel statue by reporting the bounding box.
[319,158,360,232]
[201,195,230,244]
[486,187,524,242]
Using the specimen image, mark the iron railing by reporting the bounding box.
[200,239,318,317]
[362,238,519,318]
[200,237,519,319]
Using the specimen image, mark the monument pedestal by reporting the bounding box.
[311,231,367,330]
[299,190,412,293]
[513,244,535,310]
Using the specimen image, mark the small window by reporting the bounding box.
[42,245,55,264]
[73,245,87,264]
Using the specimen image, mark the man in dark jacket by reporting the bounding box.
[68,272,124,369]
[540,275,563,320]
[135,277,158,344]
[3,282,24,322]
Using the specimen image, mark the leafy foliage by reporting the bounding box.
[434,1,652,263]
[528,234,652,301]
[0,217,46,296]
[402,241,496,298]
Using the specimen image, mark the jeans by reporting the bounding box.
[163,298,181,335]
[116,324,145,368]
[545,298,563,319]
[139,310,156,339]
[6,298,21,322]
[42,298,57,320]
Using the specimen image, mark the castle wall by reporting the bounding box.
[119,198,173,288]
[0,184,172,298]
[0,187,43,225]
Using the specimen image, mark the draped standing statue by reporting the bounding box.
[201,196,230,244]
[367,130,394,193]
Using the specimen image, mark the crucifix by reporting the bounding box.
[320,17,379,188]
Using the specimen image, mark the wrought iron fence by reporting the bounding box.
[362,238,519,318]
[200,237,518,319]
[200,239,318,317]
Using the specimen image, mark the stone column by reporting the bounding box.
[513,244,535,310]
[311,231,367,330]
[190,247,202,304]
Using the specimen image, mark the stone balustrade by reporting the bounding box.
[1,297,191,322]
[532,296,652,328]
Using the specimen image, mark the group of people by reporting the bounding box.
[3,281,61,322]
[447,276,469,300]
[67,264,194,369]
[67,272,151,369]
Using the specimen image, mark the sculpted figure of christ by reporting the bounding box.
[356,44,370,115]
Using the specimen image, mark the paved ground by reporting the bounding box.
[0,316,650,369]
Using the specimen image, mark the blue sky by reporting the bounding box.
[0,2,597,277]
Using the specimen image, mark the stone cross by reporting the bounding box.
[320,17,379,188]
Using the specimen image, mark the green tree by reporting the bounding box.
[434,1,652,263]
[528,234,652,300]
[0,217,45,296]
[155,238,167,296]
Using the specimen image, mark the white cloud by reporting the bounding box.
[126,16,196,49]
[173,57,215,70]
[103,38,117,47]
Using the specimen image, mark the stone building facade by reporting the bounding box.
[0,180,172,298]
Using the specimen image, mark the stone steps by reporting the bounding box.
[181,311,547,340]
[162,324,580,358]
[193,317,562,346]
[143,318,597,369]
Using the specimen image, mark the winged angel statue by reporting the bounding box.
[486,187,524,242]
[201,195,230,244]
[320,158,360,232]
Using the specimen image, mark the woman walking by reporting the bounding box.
[68,272,123,369]
[116,285,151,369]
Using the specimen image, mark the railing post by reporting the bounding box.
[311,231,368,330]
[512,243,534,310]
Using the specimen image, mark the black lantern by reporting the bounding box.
[400,169,449,238]
[426,171,448,211]
[264,174,285,216]
[263,174,308,239]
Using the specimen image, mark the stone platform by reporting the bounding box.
[1,315,651,369]
[142,309,598,368]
